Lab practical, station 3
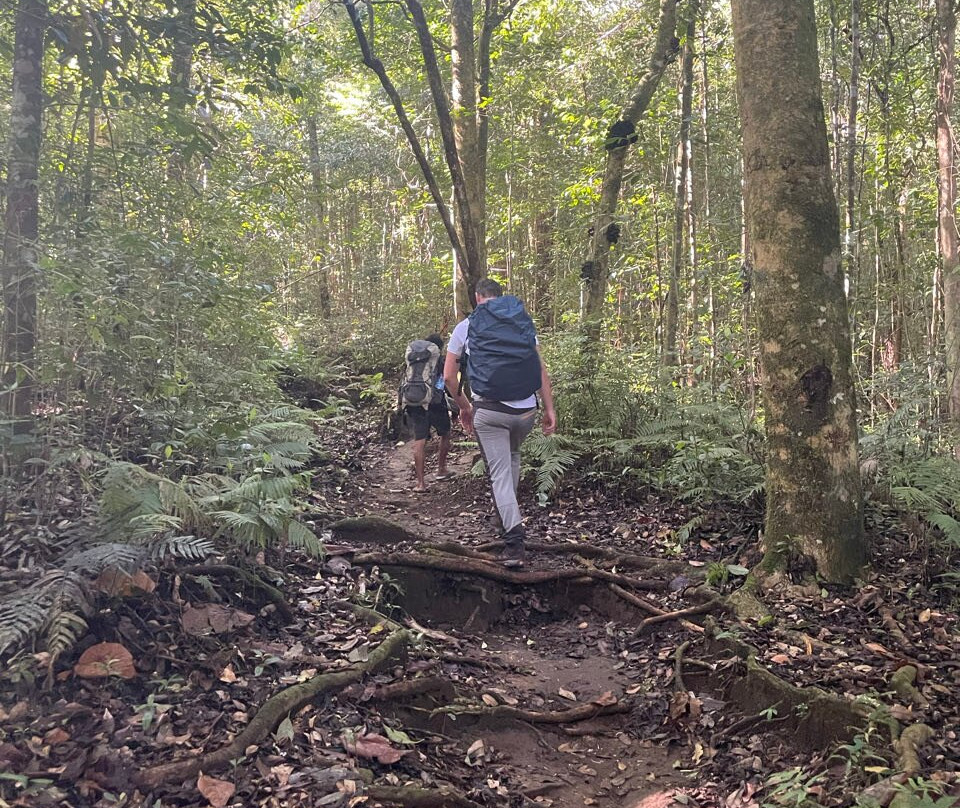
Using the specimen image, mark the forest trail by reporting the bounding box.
[330,430,693,807]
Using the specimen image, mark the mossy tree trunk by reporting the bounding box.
[731,0,866,583]
[581,0,680,340]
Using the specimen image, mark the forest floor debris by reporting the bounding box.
[1,412,958,808]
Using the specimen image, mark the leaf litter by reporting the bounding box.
[0,410,956,807]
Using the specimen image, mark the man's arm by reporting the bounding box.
[537,348,557,435]
[444,351,473,434]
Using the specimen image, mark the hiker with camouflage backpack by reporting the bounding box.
[443,279,557,568]
[400,333,452,493]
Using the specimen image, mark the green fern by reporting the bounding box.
[523,433,582,496]
[0,570,91,658]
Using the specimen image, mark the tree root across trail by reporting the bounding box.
[352,550,669,591]
[135,629,412,789]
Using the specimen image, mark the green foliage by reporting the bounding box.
[530,336,763,506]
[0,570,90,659]
[861,370,960,557]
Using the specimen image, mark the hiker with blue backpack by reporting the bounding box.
[443,279,556,568]
[400,333,452,493]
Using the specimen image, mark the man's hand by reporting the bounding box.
[541,407,557,436]
[460,404,474,436]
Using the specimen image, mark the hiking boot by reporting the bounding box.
[500,525,526,568]
[499,543,526,568]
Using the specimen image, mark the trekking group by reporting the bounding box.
[399,279,556,568]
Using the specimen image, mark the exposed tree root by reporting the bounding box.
[474,539,693,575]
[432,698,631,724]
[367,676,454,702]
[353,551,668,591]
[364,784,484,808]
[638,600,720,632]
[181,563,294,622]
[895,723,934,774]
[333,600,405,632]
[693,623,870,748]
[889,665,929,708]
[134,629,412,789]
[438,651,502,670]
[608,583,704,633]
[711,701,785,743]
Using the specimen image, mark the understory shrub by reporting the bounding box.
[527,334,764,506]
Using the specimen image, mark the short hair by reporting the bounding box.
[475,278,503,299]
[425,333,443,349]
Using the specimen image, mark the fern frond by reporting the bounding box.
[287,520,323,557]
[152,535,215,561]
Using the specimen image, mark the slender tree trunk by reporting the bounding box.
[306,116,332,317]
[665,3,697,367]
[581,0,679,339]
[1,0,46,454]
[937,0,960,424]
[732,0,866,583]
[844,0,860,300]
[167,0,196,181]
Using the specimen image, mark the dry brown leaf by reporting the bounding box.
[769,654,791,665]
[197,772,235,808]
[918,608,932,624]
[182,604,255,636]
[43,727,70,745]
[481,693,498,707]
[95,567,157,596]
[342,732,407,764]
[591,691,618,707]
[74,642,137,680]
[558,688,577,701]
[628,791,677,808]
[219,665,237,683]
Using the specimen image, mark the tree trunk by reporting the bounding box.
[167,0,196,181]
[450,0,486,311]
[581,0,679,339]
[937,0,960,424]
[1,0,46,455]
[665,3,697,367]
[306,116,332,317]
[732,0,866,583]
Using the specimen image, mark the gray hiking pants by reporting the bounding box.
[473,406,536,535]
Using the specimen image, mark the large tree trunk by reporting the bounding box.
[937,0,960,425]
[732,0,866,583]
[581,0,679,339]
[1,0,46,457]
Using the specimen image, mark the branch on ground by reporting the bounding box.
[134,629,412,789]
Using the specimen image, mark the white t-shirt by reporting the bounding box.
[448,315,538,409]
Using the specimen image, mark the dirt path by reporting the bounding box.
[338,432,690,807]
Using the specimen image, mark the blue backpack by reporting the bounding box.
[467,295,541,401]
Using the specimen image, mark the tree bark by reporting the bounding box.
[341,0,466,277]
[937,0,960,424]
[450,0,486,311]
[581,0,679,339]
[732,0,866,583]
[1,0,46,454]
[167,0,196,181]
[306,115,332,316]
[665,2,697,367]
